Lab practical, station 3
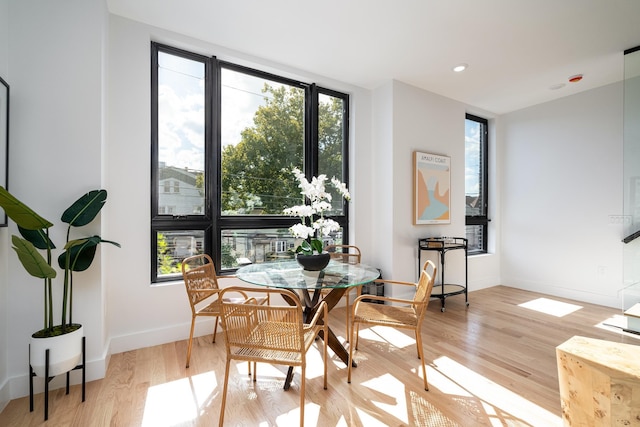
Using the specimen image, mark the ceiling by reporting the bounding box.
[107,0,640,115]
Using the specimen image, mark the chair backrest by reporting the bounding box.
[325,244,361,264]
[219,287,306,357]
[181,254,220,307]
[414,259,437,318]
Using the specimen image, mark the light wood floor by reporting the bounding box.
[1,285,637,426]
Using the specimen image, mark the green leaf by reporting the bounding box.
[296,240,313,255]
[59,239,96,272]
[18,226,56,250]
[0,186,53,230]
[310,239,324,254]
[61,189,107,227]
[11,236,57,279]
[58,236,121,272]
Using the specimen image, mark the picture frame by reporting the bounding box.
[0,76,8,226]
[413,151,450,224]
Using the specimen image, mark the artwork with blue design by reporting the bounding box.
[413,151,450,225]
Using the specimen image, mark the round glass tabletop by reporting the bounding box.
[236,259,380,290]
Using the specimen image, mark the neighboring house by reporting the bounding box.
[158,163,204,215]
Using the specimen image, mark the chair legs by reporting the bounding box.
[212,316,219,343]
[299,366,306,426]
[185,316,196,368]
[348,321,429,391]
[219,346,327,425]
[186,315,223,369]
[218,358,232,426]
[415,331,429,391]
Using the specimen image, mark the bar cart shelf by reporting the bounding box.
[418,237,468,312]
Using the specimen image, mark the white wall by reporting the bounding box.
[0,0,9,412]
[500,82,624,308]
[5,0,108,398]
[370,81,394,281]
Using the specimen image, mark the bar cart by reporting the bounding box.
[418,237,468,312]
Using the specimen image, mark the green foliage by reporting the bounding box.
[58,236,120,272]
[157,232,181,275]
[195,172,205,196]
[294,239,324,256]
[221,243,237,269]
[11,235,57,279]
[18,226,55,250]
[60,189,107,228]
[0,186,119,336]
[32,323,82,338]
[220,85,345,214]
[318,96,345,178]
[0,186,53,230]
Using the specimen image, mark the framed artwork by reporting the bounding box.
[413,151,450,224]
[0,76,8,226]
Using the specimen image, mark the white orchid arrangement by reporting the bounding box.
[284,167,351,255]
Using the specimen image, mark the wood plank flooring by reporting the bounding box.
[1,285,637,426]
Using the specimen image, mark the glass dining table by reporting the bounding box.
[236,259,380,389]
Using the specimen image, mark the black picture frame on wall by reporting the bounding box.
[0,75,8,226]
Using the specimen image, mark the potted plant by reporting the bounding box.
[283,167,350,270]
[0,186,120,377]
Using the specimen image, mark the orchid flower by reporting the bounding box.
[284,168,351,255]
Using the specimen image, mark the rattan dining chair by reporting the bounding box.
[324,244,361,341]
[347,260,436,391]
[181,254,267,369]
[217,286,328,427]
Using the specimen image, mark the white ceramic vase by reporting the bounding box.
[30,325,83,377]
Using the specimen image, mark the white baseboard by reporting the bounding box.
[0,377,9,414]
[108,318,214,355]
[504,281,621,309]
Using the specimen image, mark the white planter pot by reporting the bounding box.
[30,325,83,377]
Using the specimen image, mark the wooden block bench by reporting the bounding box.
[556,335,640,426]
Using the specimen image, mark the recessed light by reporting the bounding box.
[452,63,468,73]
[568,74,583,83]
[549,83,566,90]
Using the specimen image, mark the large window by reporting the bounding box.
[151,43,349,282]
[465,114,488,254]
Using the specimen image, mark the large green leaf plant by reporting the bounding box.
[0,186,120,337]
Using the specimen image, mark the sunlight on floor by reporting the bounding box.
[354,406,402,426]
[305,346,328,380]
[138,352,330,426]
[137,328,564,426]
[430,356,562,426]
[273,401,321,426]
[251,362,288,381]
[356,325,417,349]
[362,373,409,424]
[518,297,582,317]
[141,370,217,426]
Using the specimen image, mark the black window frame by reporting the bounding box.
[465,113,489,255]
[150,42,350,283]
